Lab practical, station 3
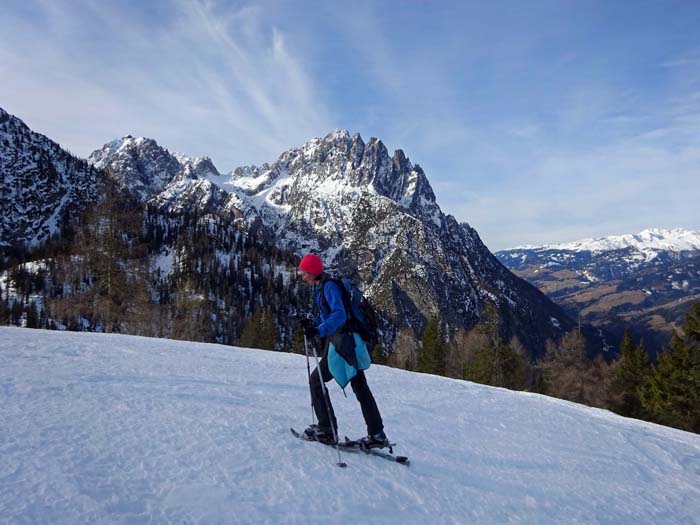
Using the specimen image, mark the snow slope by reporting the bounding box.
[1,328,699,524]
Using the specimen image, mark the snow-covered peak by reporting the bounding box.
[516,228,700,254]
[88,136,182,200]
[171,151,192,166]
[173,153,221,181]
[227,129,438,219]
[89,136,161,169]
[297,129,354,157]
[326,128,352,141]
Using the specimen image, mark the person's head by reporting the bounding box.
[298,253,323,285]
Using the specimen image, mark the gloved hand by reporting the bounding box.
[304,325,319,338]
[299,318,314,329]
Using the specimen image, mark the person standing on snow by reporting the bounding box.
[298,253,389,449]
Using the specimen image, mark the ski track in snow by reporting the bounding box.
[1,327,700,524]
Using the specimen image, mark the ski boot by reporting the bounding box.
[359,430,390,450]
[303,425,336,445]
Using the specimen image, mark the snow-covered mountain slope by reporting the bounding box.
[0,107,99,246]
[513,228,700,261]
[89,136,182,201]
[1,328,698,524]
[496,229,700,353]
[89,137,237,216]
[90,131,573,355]
[497,228,700,285]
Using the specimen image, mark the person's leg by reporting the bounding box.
[350,370,384,436]
[309,356,337,433]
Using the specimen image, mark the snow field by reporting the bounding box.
[1,327,700,524]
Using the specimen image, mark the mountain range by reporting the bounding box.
[497,229,700,353]
[0,105,591,357]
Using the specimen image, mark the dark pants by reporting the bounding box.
[310,354,384,436]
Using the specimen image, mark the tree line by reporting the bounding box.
[0,182,312,350]
[387,302,700,434]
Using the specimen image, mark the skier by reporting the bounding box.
[298,253,389,449]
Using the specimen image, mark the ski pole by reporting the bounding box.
[308,336,347,468]
[303,334,315,426]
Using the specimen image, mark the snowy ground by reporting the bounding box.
[1,328,700,524]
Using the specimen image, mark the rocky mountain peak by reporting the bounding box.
[237,130,438,220]
[172,154,221,181]
[0,108,30,138]
[1,107,97,246]
[392,148,408,171]
[88,136,181,201]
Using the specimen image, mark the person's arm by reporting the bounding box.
[317,281,347,337]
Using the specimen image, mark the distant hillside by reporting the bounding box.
[497,229,700,354]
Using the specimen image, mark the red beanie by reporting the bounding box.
[299,253,323,276]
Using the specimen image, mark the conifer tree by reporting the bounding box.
[640,302,700,433]
[684,302,700,341]
[464,332,527,389]
[288,325,305,354]
[538,329,589,403]
[0,298,9,325]
[239,308,277,350]
[506,336,530,390]
[445,327,487,380]
[172,278,212,342]
[25,302,39,328]
[11,301,23,326]
[371,343,388,365]
[258,308,277,350]
[67,181,150,333]
[463,303,527,389]
[613,329,651,419]
[417,317,444,375]
[465,344,497,385]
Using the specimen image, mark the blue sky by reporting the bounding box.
[2,0,699,250]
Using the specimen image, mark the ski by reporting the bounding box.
[290,427,358,451]
[343,436,410,465]
[291,428,409,465]
[290,428,349,467]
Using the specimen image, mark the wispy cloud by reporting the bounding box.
[2,0,699,248]
[0,0,332,170]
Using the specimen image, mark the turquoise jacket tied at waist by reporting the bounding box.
[315,278,371,388]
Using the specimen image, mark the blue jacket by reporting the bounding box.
[314,279,347,337]
[314,275,371,388]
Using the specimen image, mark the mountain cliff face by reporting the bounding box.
[0,107,99,247]
[88,137,230,215]
[0,106,575,356]
[496,229,700,353]
[87,130,573,355]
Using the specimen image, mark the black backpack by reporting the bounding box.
[321,276,379,346]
